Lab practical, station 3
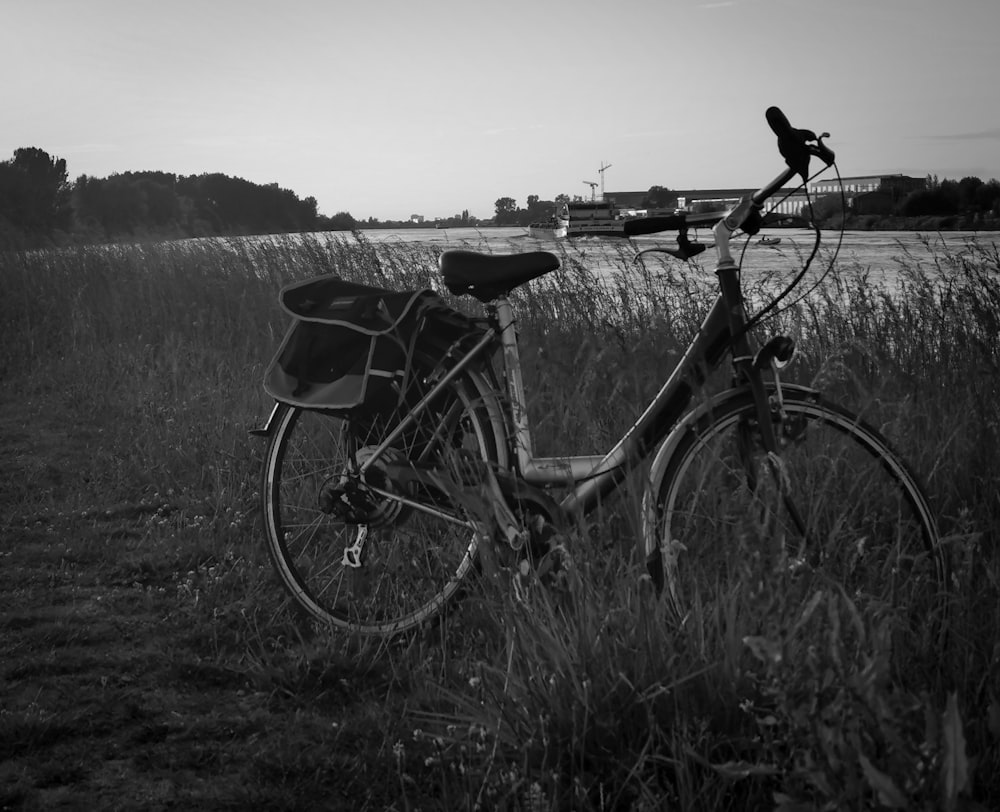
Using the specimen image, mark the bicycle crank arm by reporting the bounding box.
[376,460,529,550]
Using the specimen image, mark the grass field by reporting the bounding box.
[1,232,998,810]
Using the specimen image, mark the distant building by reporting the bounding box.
[409,214,425,224]
[605,174,925,219]
[810,174,926,215]
[811,174,925,197]
[606,187,811,217]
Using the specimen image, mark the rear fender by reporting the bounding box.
[249,402,282,438]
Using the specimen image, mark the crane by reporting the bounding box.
[598,161,612,197]
[583,181,598,201]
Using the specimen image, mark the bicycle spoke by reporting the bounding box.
[261,369,504,636]
[649,392,942,619]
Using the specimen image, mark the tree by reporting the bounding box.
[977,179,1000,215]
[957,176,984,213]
[101,174,146,235]
[0,147,72,233]
[319,211,356,231]
[643,185,674,209]
[899,182,960,217]
[139,175,181,227]
[494,196,517,224]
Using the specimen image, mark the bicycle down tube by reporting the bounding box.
[501,162,802,518]
[497,292,731,515]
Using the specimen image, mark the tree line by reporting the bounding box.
[897,175,1000,218]
[0,147,358,249]
[4,145,1000,249]
[493,194,570,226]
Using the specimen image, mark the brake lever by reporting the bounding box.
[634,247,707,262]
[676,231,707,259]
[812,132,835,166]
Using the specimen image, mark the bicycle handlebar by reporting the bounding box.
[623,106,835,238]
[623,214,686,236]
[765,106,835,180]
[623,209,724,237]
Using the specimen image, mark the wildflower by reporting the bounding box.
[527,781,547,812]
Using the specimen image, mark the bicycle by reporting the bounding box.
[257,107,945,637]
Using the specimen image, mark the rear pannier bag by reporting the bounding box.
[264,275,485,412]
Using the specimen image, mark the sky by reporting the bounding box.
[3,0,999,221]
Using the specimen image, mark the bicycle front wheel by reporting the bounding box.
[644,388,944,617]
[261,369,507,637]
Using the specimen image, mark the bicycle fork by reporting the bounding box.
[737,335,813,560]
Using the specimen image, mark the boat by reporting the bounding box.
[565,199,626,238]
[758,236,782,246]
[527,203,569,239]
[528,220,568,239]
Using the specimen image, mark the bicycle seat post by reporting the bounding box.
[490,295,536,470]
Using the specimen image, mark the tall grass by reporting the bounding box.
[1,232,998,808]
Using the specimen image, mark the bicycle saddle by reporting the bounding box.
[439,249,560,302]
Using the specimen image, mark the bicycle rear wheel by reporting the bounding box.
[261,369,507,636]
[644,388,944,618]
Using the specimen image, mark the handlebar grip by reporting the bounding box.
[766,106,795,141]
[816,140,836,166]
[766,105,819,143]
[765,105,815,181]
[623,214,687,236]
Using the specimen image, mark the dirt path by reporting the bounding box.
[0,390,423,810]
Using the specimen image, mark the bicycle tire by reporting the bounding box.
[261,367,508,637]
[643,387,944,618]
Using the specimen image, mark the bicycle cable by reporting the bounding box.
[734,161,847,337]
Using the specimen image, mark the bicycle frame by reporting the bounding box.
[495,260,774,519]
[272,165,804,528]
[515,165,801,517]
[257,111,929,637]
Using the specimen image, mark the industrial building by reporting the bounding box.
[605,174,925,218]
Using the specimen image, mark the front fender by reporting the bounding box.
[640,383,820,566]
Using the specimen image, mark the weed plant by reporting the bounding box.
[1,232,998,808]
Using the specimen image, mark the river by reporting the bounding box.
[344,225,999,293]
